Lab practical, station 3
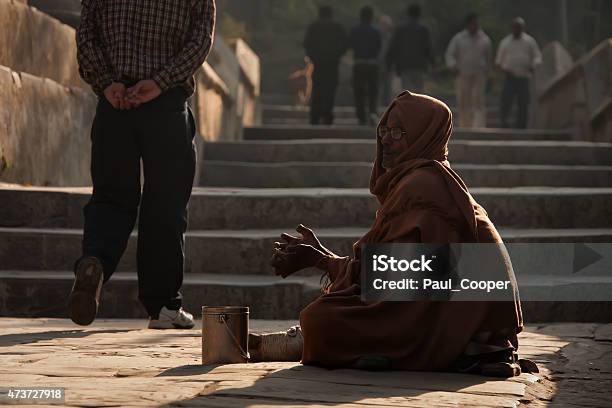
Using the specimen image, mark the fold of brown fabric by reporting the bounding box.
[299,91,523,371]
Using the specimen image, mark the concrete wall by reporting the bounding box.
[535,39,612,142]
[0,65,97,186]
[0,0,86,90]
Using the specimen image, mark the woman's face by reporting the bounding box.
[380,107,410,170]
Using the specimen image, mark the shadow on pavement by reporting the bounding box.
[0,329,132,347]
[160,363,513,407]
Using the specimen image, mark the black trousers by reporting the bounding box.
[500,74,530,129]
[82,87,196,317]
[310,63,339,125]
[352,63,379,125]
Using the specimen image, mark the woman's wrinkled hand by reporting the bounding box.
[278,224,335,257]
[270,243,326,278]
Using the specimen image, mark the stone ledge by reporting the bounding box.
[0,65,96,186]
[0,0,87,89]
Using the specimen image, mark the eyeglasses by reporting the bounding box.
[377,127,406,141]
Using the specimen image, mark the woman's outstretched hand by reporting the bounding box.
[271,243,326,278]
[279,224,336,257]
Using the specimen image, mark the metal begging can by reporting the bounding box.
[202,306,250,365]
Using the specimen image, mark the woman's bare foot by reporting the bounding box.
[249,326,303,362]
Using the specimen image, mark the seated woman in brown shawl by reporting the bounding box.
[253,91,531,377]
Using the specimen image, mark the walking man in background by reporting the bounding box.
[349,6,382,126]
[70,0,216,328]
[496,17,542,128]
[303,6,348,125]
[386,4,434,93]
[377,14,394,105]
[445,13,492,128]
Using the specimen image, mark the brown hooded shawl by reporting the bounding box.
[299,91,522,371]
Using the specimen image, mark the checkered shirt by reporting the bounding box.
[76,0,216,96]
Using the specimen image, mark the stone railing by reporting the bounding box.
[533,41,574,96]
[0,0,261,186]
[534,39,612,142]
[207,37,261,140]
[229,38,262,128]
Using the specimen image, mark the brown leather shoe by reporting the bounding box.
[68,256,104,326]
[249,326,303,362]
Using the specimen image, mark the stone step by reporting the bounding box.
[203,140,612,165]
[1,271,611,321]
[263,117,502,128]
[262,105,382,120]
[200,162,612,188]
[262,105,501,121]
[264,117,372,126]
[0,271,319,320]
[243,125,573,141]
[261,94,498,108]
[3,186,612,230]
[2,227,612,275]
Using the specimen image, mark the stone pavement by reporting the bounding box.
[1,319,611,407]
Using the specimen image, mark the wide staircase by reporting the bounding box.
[2,105,612,321]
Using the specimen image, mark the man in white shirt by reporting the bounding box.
[496,17,542,128]
[445,13,492,128]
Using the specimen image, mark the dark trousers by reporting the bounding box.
[500,74,530,129]
[82,87,196,317]
[310,63,339,125]
[353,63,379,125]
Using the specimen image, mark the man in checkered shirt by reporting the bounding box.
[68,0,216,329]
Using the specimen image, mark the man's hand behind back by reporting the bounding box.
[103,80,162,110]
[126,80,162,106]
[103,82,128,109]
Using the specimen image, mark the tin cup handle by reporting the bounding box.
[219,313,250,361]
